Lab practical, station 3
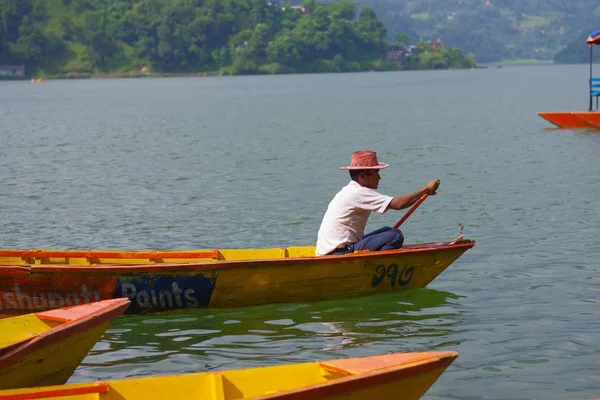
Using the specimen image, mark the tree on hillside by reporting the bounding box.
[0,0,35,42]
[267,31,301,66]
[250,0,267,26]
[84,11,117,69]
[395,33,410,45]
[303,0,317,13]
[14,16,46,65]
[356,7,387,59]
[329,0,355,20]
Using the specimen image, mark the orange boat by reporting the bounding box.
[0,351,458,400]
[0,299,130,390]
[539,29,600,129]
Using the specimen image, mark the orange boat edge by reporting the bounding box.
[571,111,600,128]
[0,299,130,390]
[537,112,594,129]
[0,350,458,400]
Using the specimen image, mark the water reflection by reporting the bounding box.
[71,289,464,382]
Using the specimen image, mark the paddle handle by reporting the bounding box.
[393,193,429,229]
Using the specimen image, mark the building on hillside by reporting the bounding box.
[289,5,306,12]
[0,65,25,77]
[385,43,410,65]
[428,40,443,52]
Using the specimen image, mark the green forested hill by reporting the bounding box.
[2,0,599,75]
[330,0,600,63]
[0,0,475,77]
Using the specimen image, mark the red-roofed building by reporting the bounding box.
[428,40,443,52]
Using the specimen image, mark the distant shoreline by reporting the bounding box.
[2,68,467,81]
[0,61,564,82]
[480,59,554,67]
[0,71,226,81]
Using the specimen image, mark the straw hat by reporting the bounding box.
[340,150,389,170]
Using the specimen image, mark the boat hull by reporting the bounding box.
[0,351,458,400]
[0,240,475,315]
[0,299,129,390]
[538,112,592,129]
[538,111,600,128]
[571,111,600,128]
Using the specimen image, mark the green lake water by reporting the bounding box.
[1,64,599,399]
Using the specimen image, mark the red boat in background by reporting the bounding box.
[539,29,600,129]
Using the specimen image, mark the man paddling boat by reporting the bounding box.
[315,150,440,256]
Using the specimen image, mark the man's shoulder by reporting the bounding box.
[338,181,385,197]
[355,184,383,196]
[344,180,366,192]
[334,181,356,195]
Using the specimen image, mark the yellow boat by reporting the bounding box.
[0,238,474,315]
[0,351,457,400]
[0,299,130,390]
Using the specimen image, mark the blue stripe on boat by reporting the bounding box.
[114,275,216,313]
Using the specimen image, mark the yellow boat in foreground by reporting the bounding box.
[0,239,475,314]
[0,299,130,390]
[0,351,457,400]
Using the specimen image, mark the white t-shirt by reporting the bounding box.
[315,181,393,256]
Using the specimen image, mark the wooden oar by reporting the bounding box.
[393,193,429,229]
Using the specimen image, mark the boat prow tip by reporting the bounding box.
[449,238,475,245]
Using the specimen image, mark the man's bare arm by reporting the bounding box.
[388,179,440,210]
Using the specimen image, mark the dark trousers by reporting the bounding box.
[331,226,404,255]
